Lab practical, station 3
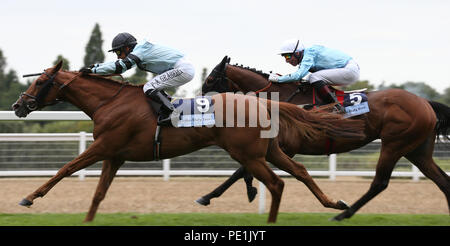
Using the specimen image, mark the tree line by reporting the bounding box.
[0,23,449,133]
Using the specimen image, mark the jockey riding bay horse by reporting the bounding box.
[200,56,450,221]
[12,61,366,223]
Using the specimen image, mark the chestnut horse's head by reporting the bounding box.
[202,56,232,95]
[12,60,67,117]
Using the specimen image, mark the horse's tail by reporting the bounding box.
[428,100,450,141]
[268,100,366,141]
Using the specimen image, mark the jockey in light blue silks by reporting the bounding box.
[268,38,360,112]
[80,32,195,124]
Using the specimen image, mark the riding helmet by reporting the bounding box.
[108,32,137,52]
[278,38,305,55]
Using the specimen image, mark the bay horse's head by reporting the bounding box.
[12,60,76,117]
[202,56,232,95]
[202,56,273,96]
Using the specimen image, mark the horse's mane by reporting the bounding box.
[229,64,270,79]
[65,71,143,88]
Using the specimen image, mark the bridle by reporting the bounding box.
[21,71,81,111]
[21,70,126,116]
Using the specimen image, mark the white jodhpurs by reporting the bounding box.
[143,58,195,93]
[307,59,360,86]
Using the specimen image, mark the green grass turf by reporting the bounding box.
[0,213,448,226]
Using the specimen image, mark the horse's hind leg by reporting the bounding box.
[19,140,106,207]
[333,146,402,221]
[266,143,349,210]
[84,158,124,222]
[405,135,450,213]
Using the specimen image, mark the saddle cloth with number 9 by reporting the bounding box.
[171,96,215,127]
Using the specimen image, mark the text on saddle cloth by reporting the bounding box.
[171,96,215,127]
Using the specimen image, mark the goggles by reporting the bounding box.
[114,49,122,56]
[282,53,293,60]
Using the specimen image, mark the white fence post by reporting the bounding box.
[329,154,337,181]
[163,159,171,181]
[78,131,86,181]
[258,181,266,214]
[412,165,420,182]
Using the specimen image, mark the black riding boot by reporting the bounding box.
[312,81,345,113]
[145,89,177,125]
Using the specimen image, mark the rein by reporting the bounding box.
[255,81,272,94]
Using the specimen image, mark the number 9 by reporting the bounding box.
[196,98,210,113]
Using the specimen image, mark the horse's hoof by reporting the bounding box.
[331,209,353,221]
[330,213,345,221]
[19,198,33,207]
[195,197,210,206]
[337,200,350,210]
[247,187,258,203]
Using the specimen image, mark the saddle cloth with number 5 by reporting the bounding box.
[335,89,370,118]
[171,96,215,127]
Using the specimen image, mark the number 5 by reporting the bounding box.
[350,93,362,105]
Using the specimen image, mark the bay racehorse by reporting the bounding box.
[12,61,366,223]
[200,56,450,221]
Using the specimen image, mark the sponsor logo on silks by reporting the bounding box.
[172,96,215,127]
[342,92,370,118]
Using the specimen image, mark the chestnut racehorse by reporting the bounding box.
[200,56,450,221]
[12,61,366,223]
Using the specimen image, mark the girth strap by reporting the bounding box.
[154,125,162,161]
[325,138,335,156]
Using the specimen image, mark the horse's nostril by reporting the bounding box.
[12,103,20,110]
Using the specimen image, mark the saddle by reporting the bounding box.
[147,96,215,127]
[147,95,216,160]
[295,83,370,118]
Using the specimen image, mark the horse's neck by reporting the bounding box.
[60,73,125,118]
[227,66,268,93]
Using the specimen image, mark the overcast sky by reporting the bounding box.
[1,0,449,96]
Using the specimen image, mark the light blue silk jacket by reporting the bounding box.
[92,40,184,75]
[278,45,352,83]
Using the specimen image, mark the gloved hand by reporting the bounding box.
[268,73,280,82]
[79,67,93,75]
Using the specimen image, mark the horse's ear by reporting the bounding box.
[227,57,231,64]
[52,60,63,74]
[219,56,228,71]
[221,56,228,64]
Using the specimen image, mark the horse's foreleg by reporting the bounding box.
[19,141,105,207]
[195,167,257,206]
[240,157,284,223]
[84,158,124,222]
[243,170,258,202]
